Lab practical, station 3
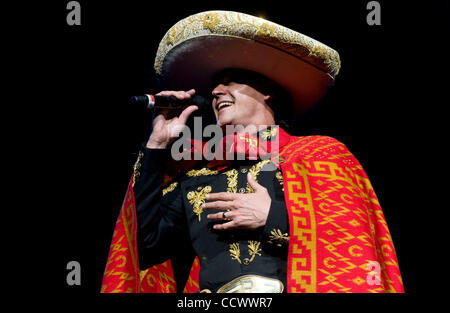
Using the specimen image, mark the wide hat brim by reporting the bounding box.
[154,11,341,115]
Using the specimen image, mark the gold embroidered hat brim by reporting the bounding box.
[154,10,341,114]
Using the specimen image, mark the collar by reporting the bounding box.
[206,126,291,170]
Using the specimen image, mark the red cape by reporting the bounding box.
[101,129,404,293]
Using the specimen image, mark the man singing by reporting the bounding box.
[102,10,404,293]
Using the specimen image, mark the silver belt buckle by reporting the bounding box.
[215,275,284,293]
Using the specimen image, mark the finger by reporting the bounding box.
[206,212,223,221]
[174,90,195,99]
[203,200,232,211]
[206,210,234,221]
[155,90,175,97]
[156,90,194,100]
[246,172,262,192]
[213,220,236,230]
[177,105,199,125]
[206,192,238,201]
[175,91,190,100]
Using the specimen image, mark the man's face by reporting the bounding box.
[211,72,275,129]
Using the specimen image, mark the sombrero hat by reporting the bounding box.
[154,10,341,115]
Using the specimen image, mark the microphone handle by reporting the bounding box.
[130,94,209,109]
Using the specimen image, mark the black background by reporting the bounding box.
[18,0,449,308]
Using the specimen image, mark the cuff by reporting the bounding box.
[139,144,170,172]
[132,144,170,186]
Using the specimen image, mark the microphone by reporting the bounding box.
[130,94,210,110]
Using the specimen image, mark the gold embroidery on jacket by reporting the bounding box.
[224,163,268,265]
[260,127,278,141]
[223,169,238,193]
[246,159,271,193]
[275,171,284,191]
[186,168,219,177]
[238,136,259,148]
[248,240,262,262]
[162,182,178,196]
[228,241,262,265]
[268,229,290,247]
[229,243,241,263]
[187,186,212,221]
[132,151,144,187]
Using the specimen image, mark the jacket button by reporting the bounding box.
[243,258,250,265]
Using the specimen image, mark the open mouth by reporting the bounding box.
[217,102,233,112]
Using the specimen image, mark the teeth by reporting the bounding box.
[218,102,233,110]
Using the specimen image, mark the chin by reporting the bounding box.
[217,115,232,127]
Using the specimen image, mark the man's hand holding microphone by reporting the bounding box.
[145,89,199,149]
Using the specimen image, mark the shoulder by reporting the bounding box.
[285,135,348,154]
[282,135,373,191]
[283,135,356,164]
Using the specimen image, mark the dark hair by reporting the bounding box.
[212,68,294,133]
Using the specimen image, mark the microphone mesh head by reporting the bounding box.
[191,95,211,109]
[187,95,216,127]
[130,95,149,105]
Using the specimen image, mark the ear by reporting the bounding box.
[262,81,277,105]
[264,94,272,101]
[264,94,275,110]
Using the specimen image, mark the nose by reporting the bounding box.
[211,83,227,98]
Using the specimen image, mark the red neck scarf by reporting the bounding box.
[206,126,289,170]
